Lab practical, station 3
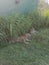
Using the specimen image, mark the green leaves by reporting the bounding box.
[0,11,49,45]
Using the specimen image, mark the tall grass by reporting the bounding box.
[0,11,49,46]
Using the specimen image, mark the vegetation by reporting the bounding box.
[41,9,49,17]
[0,11,49,65]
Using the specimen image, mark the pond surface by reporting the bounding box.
[0,0,38,15]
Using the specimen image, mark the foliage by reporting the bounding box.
[0,11,49,65]
[31,28,49,43]
[0,11,49,46]
[0,33,49,65]
[41,9,49,17]
[7,14,32,37]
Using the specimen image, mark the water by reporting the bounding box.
[0,0,38,15]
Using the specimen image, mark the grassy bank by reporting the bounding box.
[0,11,49,65]
[0,29,49,65]
[0,12,49,43]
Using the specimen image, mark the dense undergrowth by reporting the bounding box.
[0,11,49,47]
[0,11,49,65]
